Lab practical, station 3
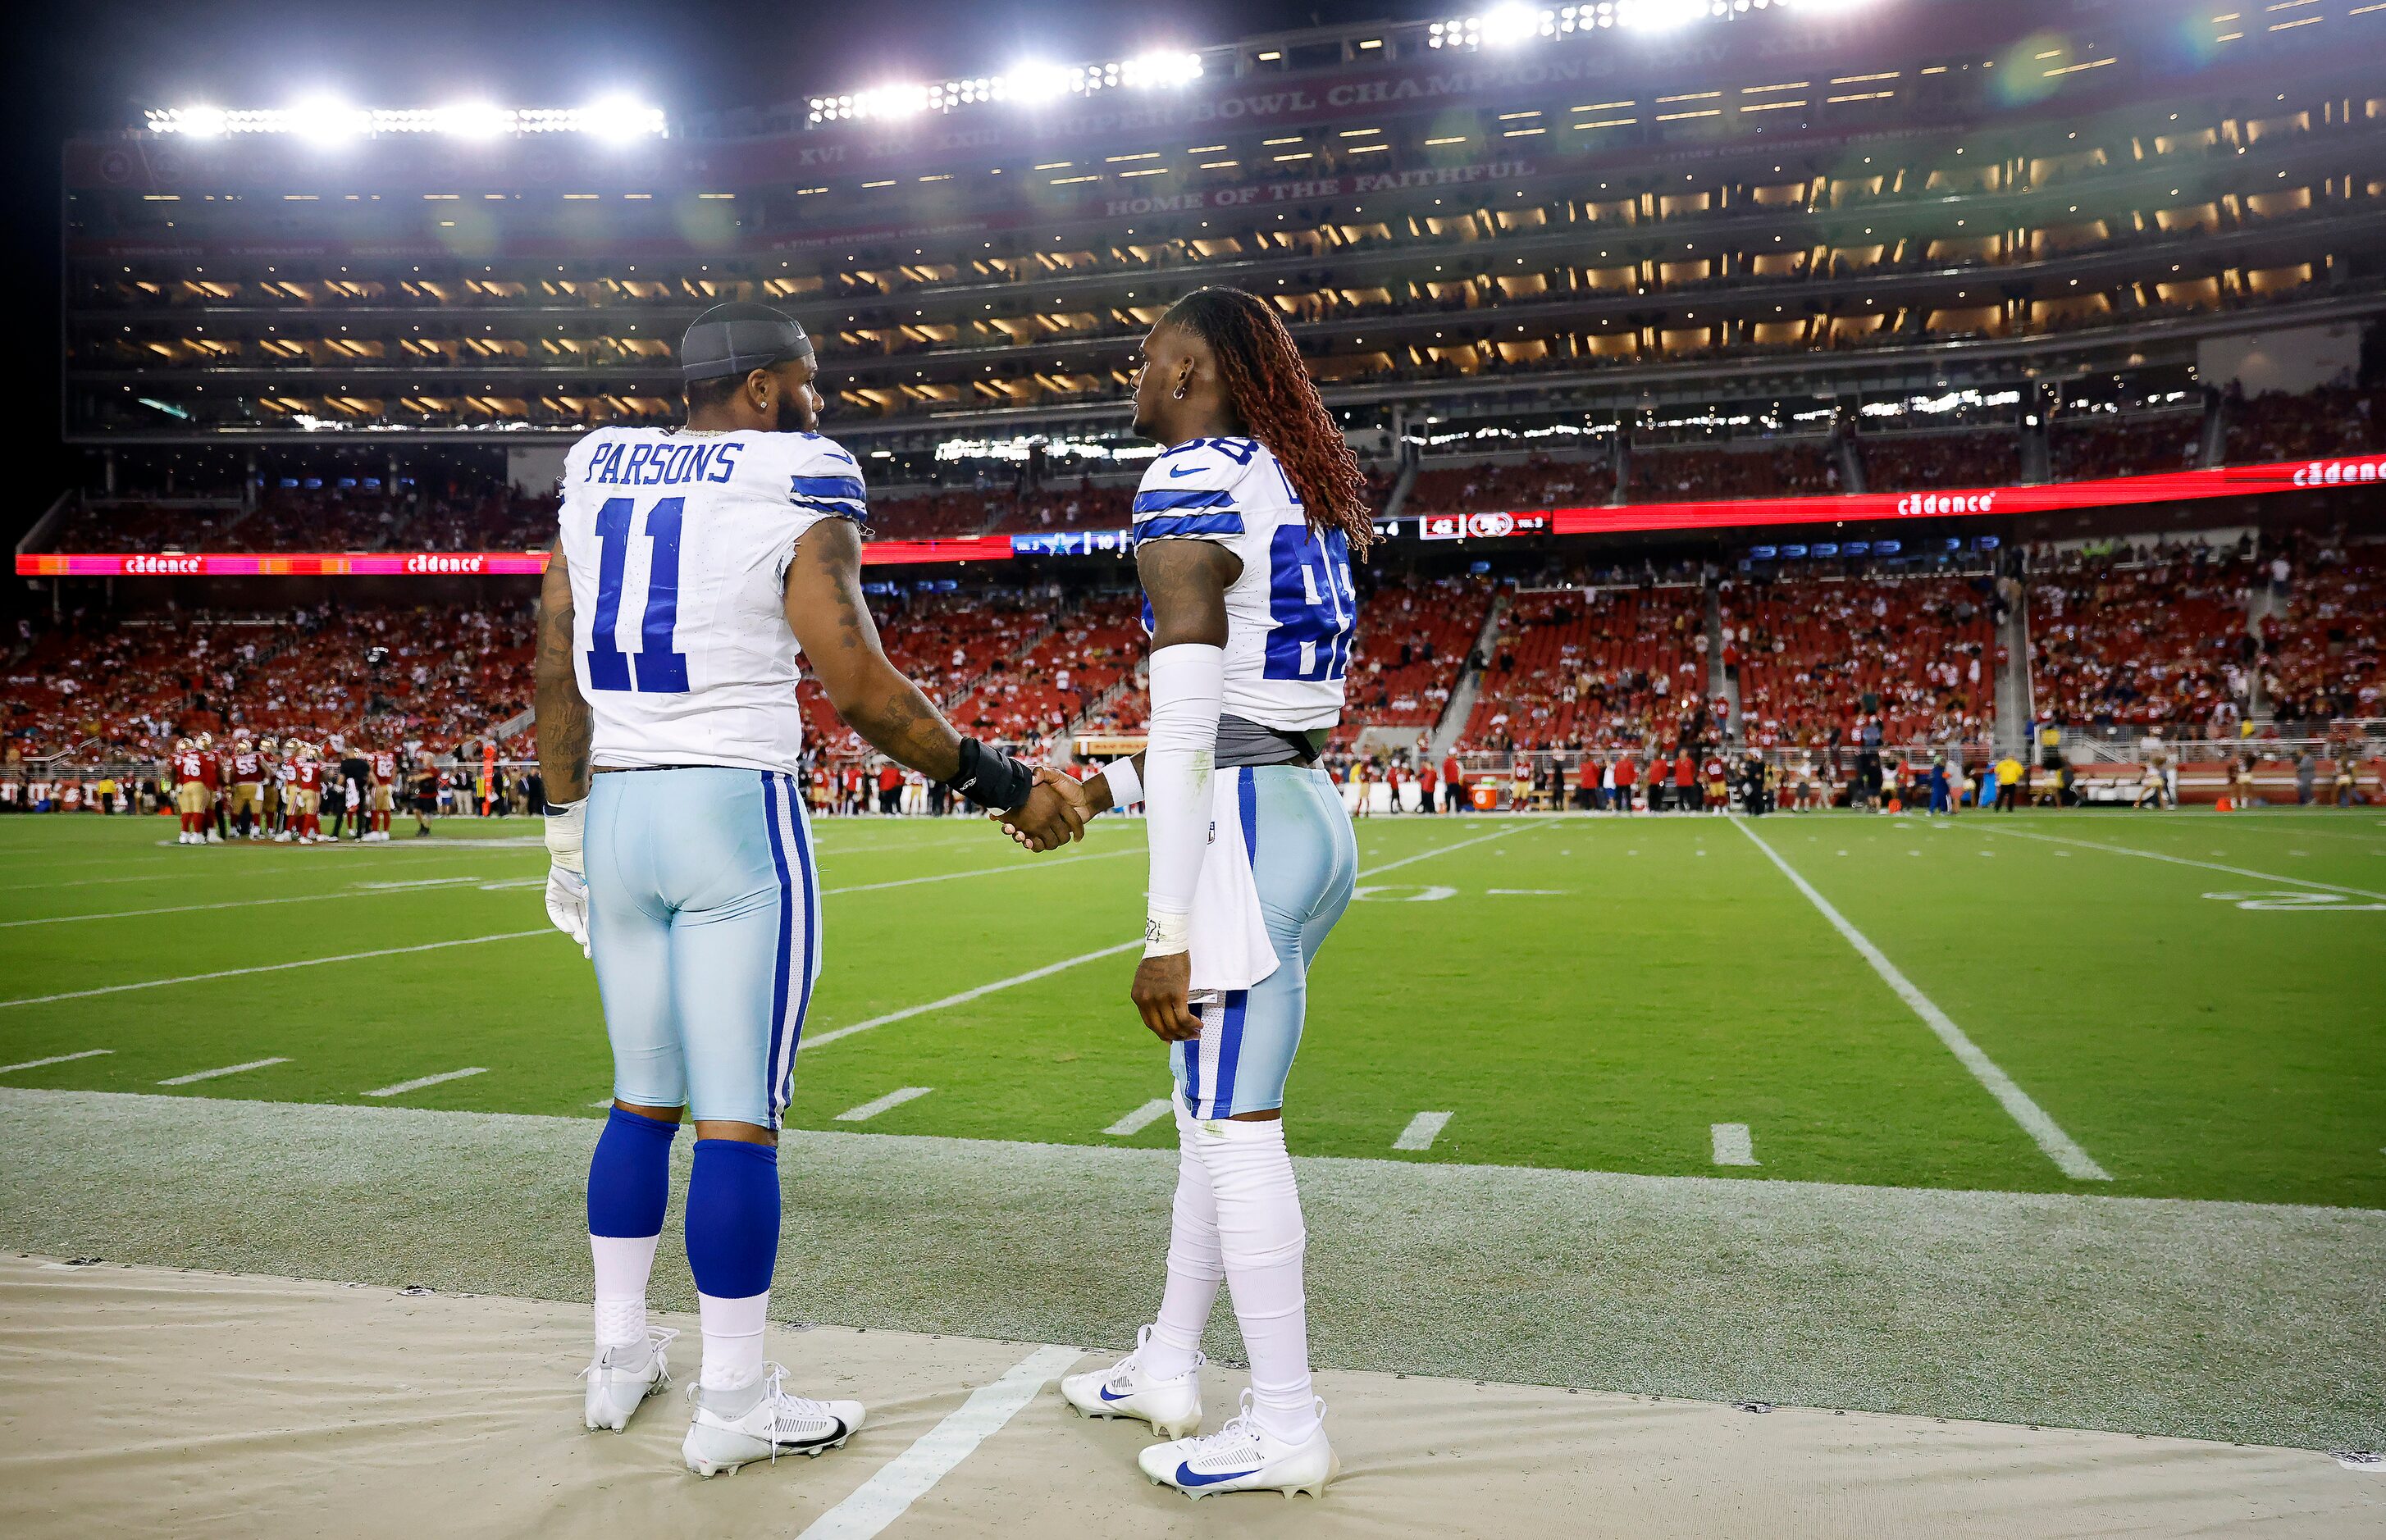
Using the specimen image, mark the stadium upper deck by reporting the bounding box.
[62,0,2386,461]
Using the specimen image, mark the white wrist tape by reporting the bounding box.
[543,797,586,877]
[1096,756,1144,810]
[1142,643,1224,957]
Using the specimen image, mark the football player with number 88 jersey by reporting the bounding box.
[1026,288,1373,1501]
[534,303,1085,1476]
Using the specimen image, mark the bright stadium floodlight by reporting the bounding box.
[1479,4,1550,47]
[577,95,668,141]
[1121,50,1203,88]
[433,102,512,139]
[287,95,370,145]
[1004,61,1074,103]
[171,105,230,138]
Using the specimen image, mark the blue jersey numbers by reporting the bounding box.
[1262,524,1354,682]
[584,495,691,694]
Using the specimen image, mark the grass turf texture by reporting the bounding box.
[2,808,2383,1207]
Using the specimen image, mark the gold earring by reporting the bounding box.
[1171,380,1189,400]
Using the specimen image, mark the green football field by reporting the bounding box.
[5,803,2383,1210]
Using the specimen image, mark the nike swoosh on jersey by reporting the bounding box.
[1168,464,1206,478]
[1175,1462,1258,1488]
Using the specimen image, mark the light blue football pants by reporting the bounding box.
[586,767,819,1128]
[1172,764,1359,1119]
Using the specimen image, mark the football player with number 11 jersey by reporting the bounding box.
[534,303,1085,1475]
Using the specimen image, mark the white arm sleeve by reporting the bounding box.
[1141,643,1225,956]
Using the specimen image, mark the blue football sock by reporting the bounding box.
[586,1105,678,1239]
[685,1139,782,1301]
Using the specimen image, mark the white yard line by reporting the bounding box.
[1357,825,1518,877]
[1394,1110,1453,1151]
[1973,826,2386,902]
[821,846,1134,896]
[365,1067,487,1098]
[1732,818,2111,1182]
[0,930,556,1011]
[796,1343,1083,1540]
[835,1087,933,1123]
[157,1057,289,1086]
[1103,1098,1174,1137]
[1712,1123,1759,1167]
[0,1049,112,1075]
[803,941,1143,1050]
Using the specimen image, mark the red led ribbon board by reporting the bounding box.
[1546,455,2386,539]
[17,536,1018,577]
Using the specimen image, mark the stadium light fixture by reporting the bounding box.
[807,48,1201,125]
[143,101,668,139]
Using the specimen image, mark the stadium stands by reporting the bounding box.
[1406,454,1616,515]
[1726,575,2003,749]
[2224,385,2386,464]
[1858,432,2018,493]
[2028,549,2258,735]
[2051,414,2205,481]
[1629,444,1836,502]
[2266,549,2386,727]
[1460,585,1710,753]
[1339,573,1492,742]
[50,483,555,554]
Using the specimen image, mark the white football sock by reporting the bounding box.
[1199,1116,1320,1445]
[1143,1107,1223,1382]
[589,1232,659,1349]
[697,1290,770,1398]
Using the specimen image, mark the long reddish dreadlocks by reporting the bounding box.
[1162,287,1376,558]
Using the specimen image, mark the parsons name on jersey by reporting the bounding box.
[558,426,867,775]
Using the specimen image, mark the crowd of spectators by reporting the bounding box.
[2028,546,2258,736]
[2051,413,2204,481]
[2,601,534,760]
[1406,453,1615,515]
[2224,385,2385,464]
[2265,543,2385,729]
[1629,444,1836,502]
[1726,573,2005,750]
[1858,431,2017,492]
[1339,574,1493,741]
[1459,585,1711,753]
[51,478,556,554]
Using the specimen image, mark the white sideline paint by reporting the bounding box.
[803,827,1512,1053]
[365,1067,488,1099]
[796,1343,1082,1540]
[157,1057,288,1086]
[1395,1110,1453,1151]
[1712,1123,1759,1167]
[0,930,556,1011]
[836,1086,933,1123]
[1103,1098,1173,1137]
[1733,819,2111,1182]
[804,942,1143,1050]
[0,1049,112,1075]
[1975,826,2386,902]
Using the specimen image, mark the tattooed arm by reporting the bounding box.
[782,518,965,782]
[532,545,592,804]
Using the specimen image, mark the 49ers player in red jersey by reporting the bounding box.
[170,739,210,845]
[365,745,399,842]
[196,733,226,843]
[277,741,329,844]
[228,737,267,840]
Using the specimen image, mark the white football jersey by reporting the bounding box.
[558,426,865,774]
[1130,436,1355,733]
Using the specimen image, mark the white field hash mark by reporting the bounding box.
[1732,818,2111,1182]
[837,1086,933,1123]
[796,1343,1082,1540]
[365,1067,488,1098]
[1395,1110,1453,1151]
[1104,1098,1174,1137]
[158,1056,289,1086]
[0,1048,112,1075]
[1712,1123,1759,1166]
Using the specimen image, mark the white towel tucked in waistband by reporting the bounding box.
[1188,767,1280,996]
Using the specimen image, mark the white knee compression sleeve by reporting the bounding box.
[1145,1106,1224,1381]
[1198,1116,1319,1444]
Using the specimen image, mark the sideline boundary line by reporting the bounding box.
[1733,818,2111,1182]
[0,931,556,1011]
[1972,825,2386,901]
[795,1343,1083,1540]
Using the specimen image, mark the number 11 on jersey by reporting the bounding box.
[586,495,691,694]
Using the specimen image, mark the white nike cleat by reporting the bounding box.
[1138,1392,1338,1501]
[581,1325,677,1432]
[206,830,223,843]
[1061,1325,1202,1439]
[681,1364,864,1477]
